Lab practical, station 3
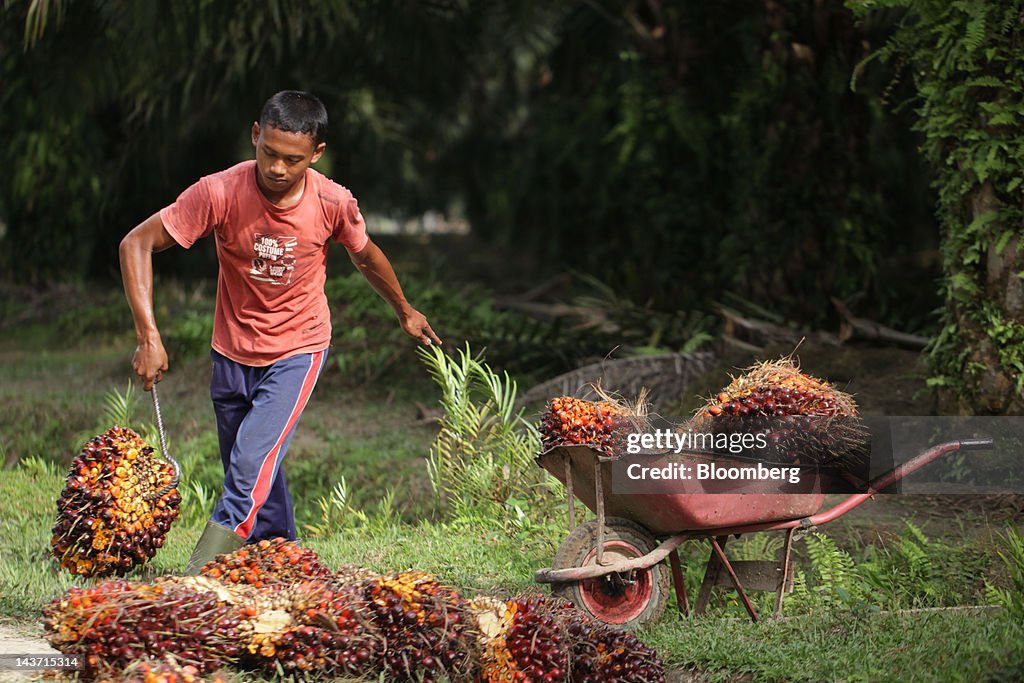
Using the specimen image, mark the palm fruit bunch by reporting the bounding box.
[693,358,868,470]
[51,426,181,577]
[355,569,474,682]
[539,396,634,456]
[169,561,384,679]
[239,579,382,679]
[42,580,246,678]
[199,537,332,587]
[99,655,227,683]
[471,594,666,682]
[565,616,666,683]
[472,595,571,683]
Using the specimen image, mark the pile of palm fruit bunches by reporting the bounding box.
[539,358,867,471]
[43,538,666,682]
[51,426,182,577]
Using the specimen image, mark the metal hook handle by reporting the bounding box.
[147,383,181,501]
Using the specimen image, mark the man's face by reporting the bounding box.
[251,122,325,195]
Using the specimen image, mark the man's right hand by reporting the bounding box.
[132,336,169,391]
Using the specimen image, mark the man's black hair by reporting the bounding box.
[259,91,328,144]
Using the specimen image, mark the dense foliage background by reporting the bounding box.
[2,0,1021,412]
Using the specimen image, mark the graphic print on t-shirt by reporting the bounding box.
[250,233,298,286]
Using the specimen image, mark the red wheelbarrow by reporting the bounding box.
[533,438,994,628]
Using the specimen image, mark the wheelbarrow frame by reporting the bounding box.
[535,438,994,623]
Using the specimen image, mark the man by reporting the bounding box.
[119,91,441,573]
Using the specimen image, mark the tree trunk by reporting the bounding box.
[949,181,1024,415]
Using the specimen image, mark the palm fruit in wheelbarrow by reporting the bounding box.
[692,358,868,471]
[539,396,636,456]
[51,426,181,577]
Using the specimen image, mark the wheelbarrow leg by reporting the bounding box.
[669,547,690,616]
[563,454,575,531]
[695,535,728,615]
[709,538,759,623]
[773,528,795,620]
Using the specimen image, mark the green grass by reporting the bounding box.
[307,518,558,597]
[642,607,1024,682]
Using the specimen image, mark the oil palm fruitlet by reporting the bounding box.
[99,655,227,683]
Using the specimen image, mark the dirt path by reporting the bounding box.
[0,622,56,655]
[0,622,59,682]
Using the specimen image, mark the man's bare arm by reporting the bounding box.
[119,213,179,390]
[348,238,441,346]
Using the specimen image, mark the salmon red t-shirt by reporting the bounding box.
[159,161,369,366]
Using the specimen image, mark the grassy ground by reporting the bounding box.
[645,608,1023,682]
[3,460,1022,682]
[2,279,1023,682]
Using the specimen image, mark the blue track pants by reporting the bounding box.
[209,348,328,541]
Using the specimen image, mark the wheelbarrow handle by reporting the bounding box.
[147,384,182,501]
[684,438,999,538]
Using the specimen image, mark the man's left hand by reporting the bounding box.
[400,308,442,346]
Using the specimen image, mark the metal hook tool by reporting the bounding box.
[147,383,181,500]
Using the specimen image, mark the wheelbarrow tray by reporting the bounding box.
[536,438,994,626]
[537,445,828,536]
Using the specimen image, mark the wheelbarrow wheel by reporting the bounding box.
[550,517,668,629]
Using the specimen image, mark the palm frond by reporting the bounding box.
[102,381,136,427]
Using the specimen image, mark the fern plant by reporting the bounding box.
[730,533,784,562]
[806,532,861,606]
[895,520,939,600]
[985,525,1024,620]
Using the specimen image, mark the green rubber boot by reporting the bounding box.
[184,520,245,576]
